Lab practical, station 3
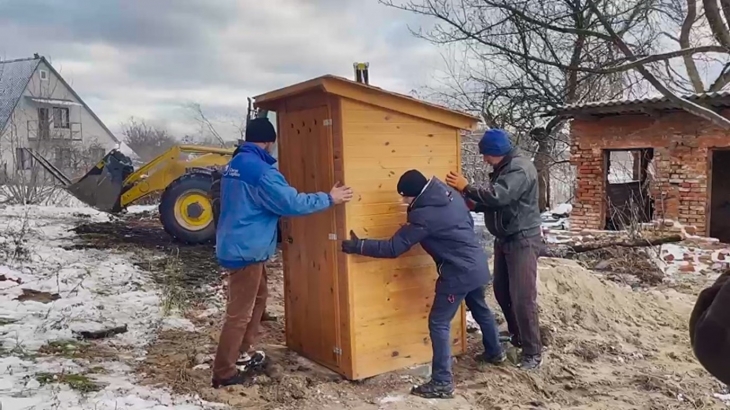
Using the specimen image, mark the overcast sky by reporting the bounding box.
[0,0,443,141]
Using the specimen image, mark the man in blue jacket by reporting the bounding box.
[212,118,353,388]
[341,170,503,399]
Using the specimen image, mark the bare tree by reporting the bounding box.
[582,0,730,127]
[121,118,177,162]
[384,0,730,210]
[183,102,244,147]
[386,0,656,210]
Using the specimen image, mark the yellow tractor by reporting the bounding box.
[25,103,274,244]
[27,144,233,244]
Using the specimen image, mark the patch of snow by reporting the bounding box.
[654,242,730,279]
[0,206,222,409]
[126,205,159,215]
[379,394,405,404]
[466,311,479,333]
[714,393,730,405]
[551,203,572,216]
[161,317,197,332]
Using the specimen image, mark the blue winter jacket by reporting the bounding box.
[216,143,333,269]
[357,177,490,295]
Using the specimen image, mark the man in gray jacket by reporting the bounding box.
[446,128,544,370]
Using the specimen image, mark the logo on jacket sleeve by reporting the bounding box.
[223,165,240,178]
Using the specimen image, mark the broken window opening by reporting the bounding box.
[604,149,655,231]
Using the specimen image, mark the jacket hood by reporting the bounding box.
[411,177,453,210]
[235,142,277,165]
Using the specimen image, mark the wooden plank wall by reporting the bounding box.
[340,98,466,379]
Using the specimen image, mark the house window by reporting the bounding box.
[39,70,48,81]
[55,147,72,169]
[53,107,70,129]
[15,148,33,170]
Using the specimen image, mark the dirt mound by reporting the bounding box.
[536,258,691,340]
[69,218,725,409]
[452,258,720,409]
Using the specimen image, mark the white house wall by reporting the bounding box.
[0,60,118,177]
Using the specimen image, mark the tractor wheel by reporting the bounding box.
[159,172,216,244]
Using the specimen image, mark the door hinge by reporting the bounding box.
[328,233,338,240]
[323,119,332,126]
[333,347,342,355]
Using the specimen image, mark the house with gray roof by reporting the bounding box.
[0,54,120,182]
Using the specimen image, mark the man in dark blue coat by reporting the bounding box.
[341,170,503,399]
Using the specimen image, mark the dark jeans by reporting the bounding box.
[429,286,502,383]
[493,234,542,356]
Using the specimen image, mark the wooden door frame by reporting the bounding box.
[706,147,730,237]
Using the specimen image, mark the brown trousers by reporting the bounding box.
[493,234,542,356]
[212,263,268,380]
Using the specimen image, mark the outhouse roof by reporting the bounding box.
[254,75,480,130]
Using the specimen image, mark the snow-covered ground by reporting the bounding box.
[0,204,223,410]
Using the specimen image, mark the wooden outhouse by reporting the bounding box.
[254,75,480,380]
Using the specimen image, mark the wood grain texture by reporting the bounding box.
[277,86,476,380]
[341,98,467,379]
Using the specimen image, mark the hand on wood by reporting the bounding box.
[341,230,362,254]
[330,182,354,205]
[445,171,468,192]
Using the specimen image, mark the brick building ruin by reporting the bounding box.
[549,93,730,243]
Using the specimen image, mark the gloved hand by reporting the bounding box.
[341,230,362,254]
[446,171,468,191]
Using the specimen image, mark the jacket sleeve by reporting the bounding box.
[358,221,429,259]
[463,167,528,208]
[255,169,333,216]
[689,271,730,384]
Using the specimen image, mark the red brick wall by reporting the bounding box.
[570,110,730,235]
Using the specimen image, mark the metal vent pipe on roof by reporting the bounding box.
[354,62,369,85]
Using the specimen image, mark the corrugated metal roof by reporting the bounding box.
[0,57,41,132]
[544,91,730,117]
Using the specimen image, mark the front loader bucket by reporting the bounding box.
[65,150,134,213]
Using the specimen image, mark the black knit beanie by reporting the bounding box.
[245,118,276,143]
[397,169,428,197]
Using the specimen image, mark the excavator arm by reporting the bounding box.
[118,145,232,208]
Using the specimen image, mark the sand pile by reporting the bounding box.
[536,258,692,340]
[460,258,725,409]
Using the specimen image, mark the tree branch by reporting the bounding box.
[587,0,730,128]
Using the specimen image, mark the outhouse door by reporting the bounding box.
[278,104,341,370]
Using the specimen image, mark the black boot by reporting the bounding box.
[212,370,252,388]
[475,351,507,365]
[410,380,455,399]
[520,354,542,370]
